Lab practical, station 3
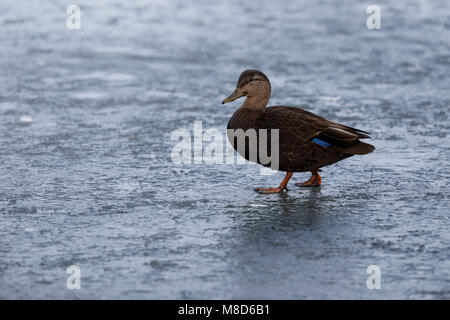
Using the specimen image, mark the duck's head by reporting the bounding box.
[222,70,271,105]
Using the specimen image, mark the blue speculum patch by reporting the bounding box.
[312,138,332,147]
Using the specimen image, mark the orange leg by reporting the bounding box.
[255,172,293,194]
[295,169,322,187]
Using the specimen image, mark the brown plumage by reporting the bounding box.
[222,70,375,194]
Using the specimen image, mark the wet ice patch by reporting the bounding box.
[103,73,135,81]
[19,115,33,123]
[270,76,288,88]
[319,96,341,102]
[72,92,108,100]
[144,90,191,100]
[74,71,136,82]
[250,203,268,207]
[91,46,155,58]
[360,99,382,105]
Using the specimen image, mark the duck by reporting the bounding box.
[222,70,375,194]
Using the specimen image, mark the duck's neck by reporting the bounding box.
[239,92,270,113]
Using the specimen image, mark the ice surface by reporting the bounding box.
[0,0,449,299]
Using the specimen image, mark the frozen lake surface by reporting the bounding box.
[0,0,449,299]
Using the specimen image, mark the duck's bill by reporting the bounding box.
[222,88,245,104]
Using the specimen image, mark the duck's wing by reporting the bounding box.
[256,106,375,155]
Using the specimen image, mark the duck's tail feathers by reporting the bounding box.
[344,141,375,155]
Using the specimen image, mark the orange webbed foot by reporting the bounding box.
[295,169,322,187]
[255,172,293,194]
[255,187,288,194]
